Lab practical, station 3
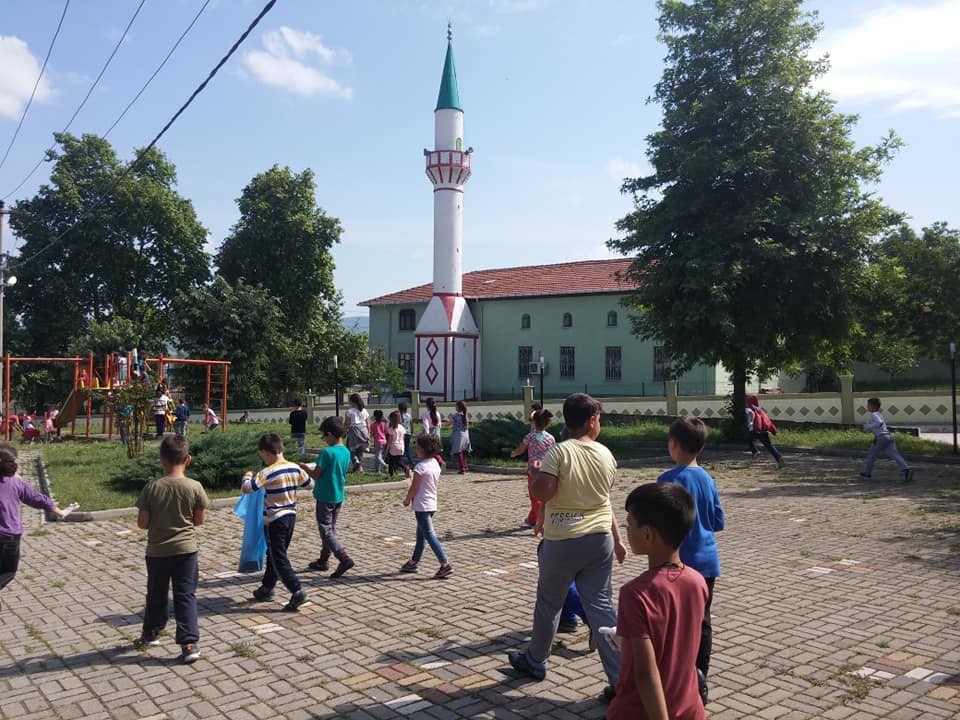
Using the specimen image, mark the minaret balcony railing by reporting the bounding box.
[425,150,472,186]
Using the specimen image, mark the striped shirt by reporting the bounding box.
[242,461,313,523]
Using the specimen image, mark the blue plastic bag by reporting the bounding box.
[234,487,266,573]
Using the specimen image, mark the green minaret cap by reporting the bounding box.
[435,28,462,112]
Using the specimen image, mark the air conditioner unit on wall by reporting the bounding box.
[529,361,546,375]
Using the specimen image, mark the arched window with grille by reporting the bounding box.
[521,314,531,329]
[607,311,618,327]
[562,312,573,328]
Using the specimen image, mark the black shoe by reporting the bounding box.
[859,472,872,480]
[507,651,546,681]
[134,633,160,649]
[252,586,274,602]
[433,563,453,579]
[601,685,616,703]
[330,557,355,579]
[308,557,329,572]
[697,668,708,705]
[282,590,309,612]
[903,469,915,483]
[556,619,578,634]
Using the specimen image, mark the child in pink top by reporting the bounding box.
[510,409,556,526]
[385,411,409,478]
[370,410,388,474]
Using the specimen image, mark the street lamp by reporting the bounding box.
[539,353,545,407]
[951,342,957,455]
[332,354,340,417]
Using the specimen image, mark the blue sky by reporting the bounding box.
[2,0,958,316]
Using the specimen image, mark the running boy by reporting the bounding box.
[135,436,209,664]
[299,417,354,579]
[606,482,708,720]
[657,416,725,703]
[243,433,314,610]
[861,398,914,482]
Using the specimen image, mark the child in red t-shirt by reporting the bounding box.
[606,482,708,720]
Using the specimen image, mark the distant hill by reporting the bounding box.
[342,315,369,333]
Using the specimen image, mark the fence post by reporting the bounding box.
[665,380,678,416]
[305,392,315,423]
[839,373,855,425]
[522,382,534,421]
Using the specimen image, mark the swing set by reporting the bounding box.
[2,352,230,441]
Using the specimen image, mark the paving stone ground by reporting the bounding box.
[1,449,959,719]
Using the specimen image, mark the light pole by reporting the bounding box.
[332,354,340,417]
[539,353,545,407]
[951,342,957,455]
[0,199,16,434]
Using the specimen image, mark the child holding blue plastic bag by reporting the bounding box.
[234,484,266,573]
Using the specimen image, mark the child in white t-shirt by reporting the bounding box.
[400,433,452,579]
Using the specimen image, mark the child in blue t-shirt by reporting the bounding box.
[300,416,355,579]
[657,416,725,705]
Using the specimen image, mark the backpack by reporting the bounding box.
[751,406,777,435]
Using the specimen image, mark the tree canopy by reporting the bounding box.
[8,133,210,357]
[610,0,902,424]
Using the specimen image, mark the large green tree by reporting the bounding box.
[8,133,210,357]
[215,165,344,397]
[610,0,901,425]
[172,276,290,407]
[856,222,960,371]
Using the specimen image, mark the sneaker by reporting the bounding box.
[134,634,160,649]
[400,561,418,573]
[697,668,709,705]
[507,650,546,681]
[330,557,355,579]
[776,458,785,469]
[859,472,872,480]
[903,468,915,483]
[557,619,578,634]
[587,626,598,653]
[181,643,200,664]
[252,586,275,602]
[601,685,616,703]
[308,558,329,572]
[282,590,309,612]
[434,563,453,579]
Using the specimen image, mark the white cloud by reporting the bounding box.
[605,156,651,183]
[0,36,57,120]
[815,1,960,118]
[242,26,352,99]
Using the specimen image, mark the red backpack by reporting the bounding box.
[751,406,777,434]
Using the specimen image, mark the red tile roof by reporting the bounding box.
[361,258,637,306]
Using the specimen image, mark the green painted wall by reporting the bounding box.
[367,294,720,399]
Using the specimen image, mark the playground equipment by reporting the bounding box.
[2,352,230,441]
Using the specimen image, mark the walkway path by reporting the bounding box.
[1,450,958,719]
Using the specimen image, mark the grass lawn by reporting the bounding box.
[37,419,954,511]
[39,423,398,512]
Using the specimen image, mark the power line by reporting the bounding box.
[103,0,213,139]
[2,0,146,201]
[0,0,71,172]
[11,0,279,271]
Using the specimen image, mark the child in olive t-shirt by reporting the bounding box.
[135,436,209,664]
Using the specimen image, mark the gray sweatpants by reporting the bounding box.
[863,434,909,475]
[526,532,620,685]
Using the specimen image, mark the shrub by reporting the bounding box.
[467,417,563,459]
[108,430,309,492]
